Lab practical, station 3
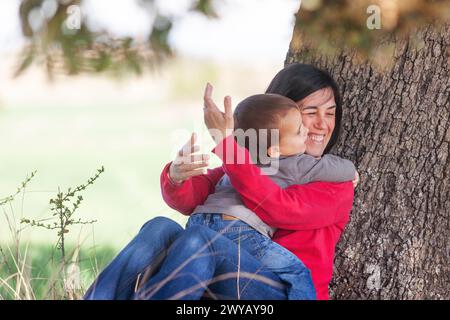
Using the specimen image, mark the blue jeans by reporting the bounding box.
[186,213,316,300]
[132,222,288,300]
[85,217,288,300]
[84,217,184,299]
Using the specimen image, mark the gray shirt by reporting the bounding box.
[192,153,356,237]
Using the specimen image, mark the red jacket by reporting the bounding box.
[160,136,354,300]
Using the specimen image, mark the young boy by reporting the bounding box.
[185,94,356,300]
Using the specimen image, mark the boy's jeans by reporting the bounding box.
[84,217,184,300]
[84,216,287,300]
[187,213,316,300]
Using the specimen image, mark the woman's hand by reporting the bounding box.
[203,83,234,144]
[169,133,210,184]
[352,171,360,188]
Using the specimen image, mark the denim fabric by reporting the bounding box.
[186,213,316,300]
[84,216,288,300]
[83,217,184,300]
[132,223,288,300]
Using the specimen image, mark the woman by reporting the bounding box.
[84,63,356,300]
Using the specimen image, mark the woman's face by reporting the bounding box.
[297,88,336,158]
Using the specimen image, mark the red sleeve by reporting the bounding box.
[160,162,225,215]
[212,136,354,230]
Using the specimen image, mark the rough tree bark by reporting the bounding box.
[285,24,449,299]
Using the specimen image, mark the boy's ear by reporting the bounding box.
[267,145,280,158]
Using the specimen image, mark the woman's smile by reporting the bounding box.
[308,134,325,143]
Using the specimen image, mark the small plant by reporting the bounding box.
[21,167,104,264]
[0,171,37,300]
[20,166,104,299]
[0,167,110,300]
[0,171,36,206]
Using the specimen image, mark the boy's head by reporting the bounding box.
[233,94,308,160]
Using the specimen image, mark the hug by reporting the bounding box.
[84,63,358,300]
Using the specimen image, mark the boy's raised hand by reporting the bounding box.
[203,83,234,144]
[169,132,210,184]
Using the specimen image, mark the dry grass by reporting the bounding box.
[0,172,115,300]
[1,173,284,300]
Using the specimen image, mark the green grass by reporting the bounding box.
[0,244,116,300]
[0,58,274,249]
[0,59,279,299]
[0,102,204,248]
[0,99,219,299]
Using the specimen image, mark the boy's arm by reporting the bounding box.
[298,154,356,185]
[213,136,354,230]
[160,162,225,215]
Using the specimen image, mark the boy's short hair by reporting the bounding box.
[233,94,299,162]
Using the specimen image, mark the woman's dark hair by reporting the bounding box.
[265,63,342,154]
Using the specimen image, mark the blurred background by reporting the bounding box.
[1,0,448,250]
[1,0,448,300]
[0,0,299,249]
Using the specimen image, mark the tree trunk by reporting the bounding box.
[285,24,449,299]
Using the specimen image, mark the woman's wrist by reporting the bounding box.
[168,163,184,185]
[168,173,182,185]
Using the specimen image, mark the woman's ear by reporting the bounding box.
[267,145,280,158]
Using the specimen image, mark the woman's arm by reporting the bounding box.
[212,136,354,230]
[160,162,225,215]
